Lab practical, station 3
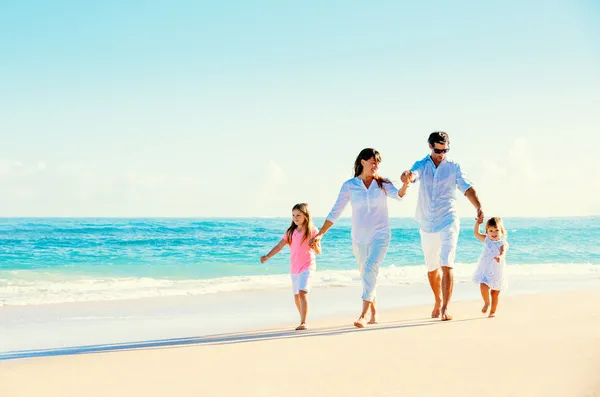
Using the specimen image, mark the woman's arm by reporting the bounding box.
[309,220,334,248]
[383,180,409,200]
[309,182,350,247]
[398,181,410,198]
[325,183,351,223]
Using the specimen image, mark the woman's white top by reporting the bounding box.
[326,177,402,244]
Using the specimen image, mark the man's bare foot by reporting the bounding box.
[295,323,307,330]
[441,308,453,321]
[431,302,442,318]
[354,317,367,328]
[482,303,489,313]
[488,312,496,318]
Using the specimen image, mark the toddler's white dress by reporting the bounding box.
[472,237,508,291]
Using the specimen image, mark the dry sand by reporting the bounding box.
[1,289,599,397]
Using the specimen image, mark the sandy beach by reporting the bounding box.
[1,289,599,397]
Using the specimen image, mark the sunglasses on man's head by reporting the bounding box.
[433,148,450,154]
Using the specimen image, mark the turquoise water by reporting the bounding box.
[1,217,598,305]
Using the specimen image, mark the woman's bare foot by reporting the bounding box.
[354,317,367,328]
[482,303,489,313]
[431,302,442,318]
[488,312,496,318]
[295,323,307,330]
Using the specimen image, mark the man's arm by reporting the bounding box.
[455,163,483,221]
[465,187,484,221]
[401,159,423,184]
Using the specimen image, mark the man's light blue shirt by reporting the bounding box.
[410,155,472,233]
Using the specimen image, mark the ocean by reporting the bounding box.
[1,217,599,306]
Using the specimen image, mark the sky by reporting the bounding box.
[1,0,599,218]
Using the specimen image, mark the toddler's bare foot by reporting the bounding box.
[488,312,496,318]
[482,303,489,313]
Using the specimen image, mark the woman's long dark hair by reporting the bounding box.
[286,203,314,244]
[353,148,390,191]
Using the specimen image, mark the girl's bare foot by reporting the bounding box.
[488,312,496,318]
[368,310,377,324]
[482,303,489,313]
[368,315,377,325]
[354,317,367,328]
[295,323,307,330]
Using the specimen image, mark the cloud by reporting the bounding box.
[481,160,507,178]
[0,159,213,216]
[0,159,49,178]
[0,146,596,217]
[242,159,292,216]
[125,170,167,188]
[471,137,595,217]
[0,160,9,177]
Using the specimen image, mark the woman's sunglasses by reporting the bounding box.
[433,148,450,154]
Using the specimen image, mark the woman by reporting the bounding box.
[309,148,409,327]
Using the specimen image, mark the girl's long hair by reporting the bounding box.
[286,203,314,244]
[485,217,507,238]
[353,148,390,191]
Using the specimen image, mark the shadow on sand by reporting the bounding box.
[0,316,483,361]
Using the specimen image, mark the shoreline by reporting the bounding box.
[3,278,600,354]
[3,261,599,306]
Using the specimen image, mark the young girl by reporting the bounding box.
[472,217,509,318]
[260,203,321,331]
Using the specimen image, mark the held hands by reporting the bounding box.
[476,207,485,224]
[260,255,268,263]
[494,256,501,263]
[400,171,416,185]
[308,234,322,249]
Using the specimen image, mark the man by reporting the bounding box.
[401,132,484,321]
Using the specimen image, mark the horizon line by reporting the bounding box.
[0,215,598,220]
